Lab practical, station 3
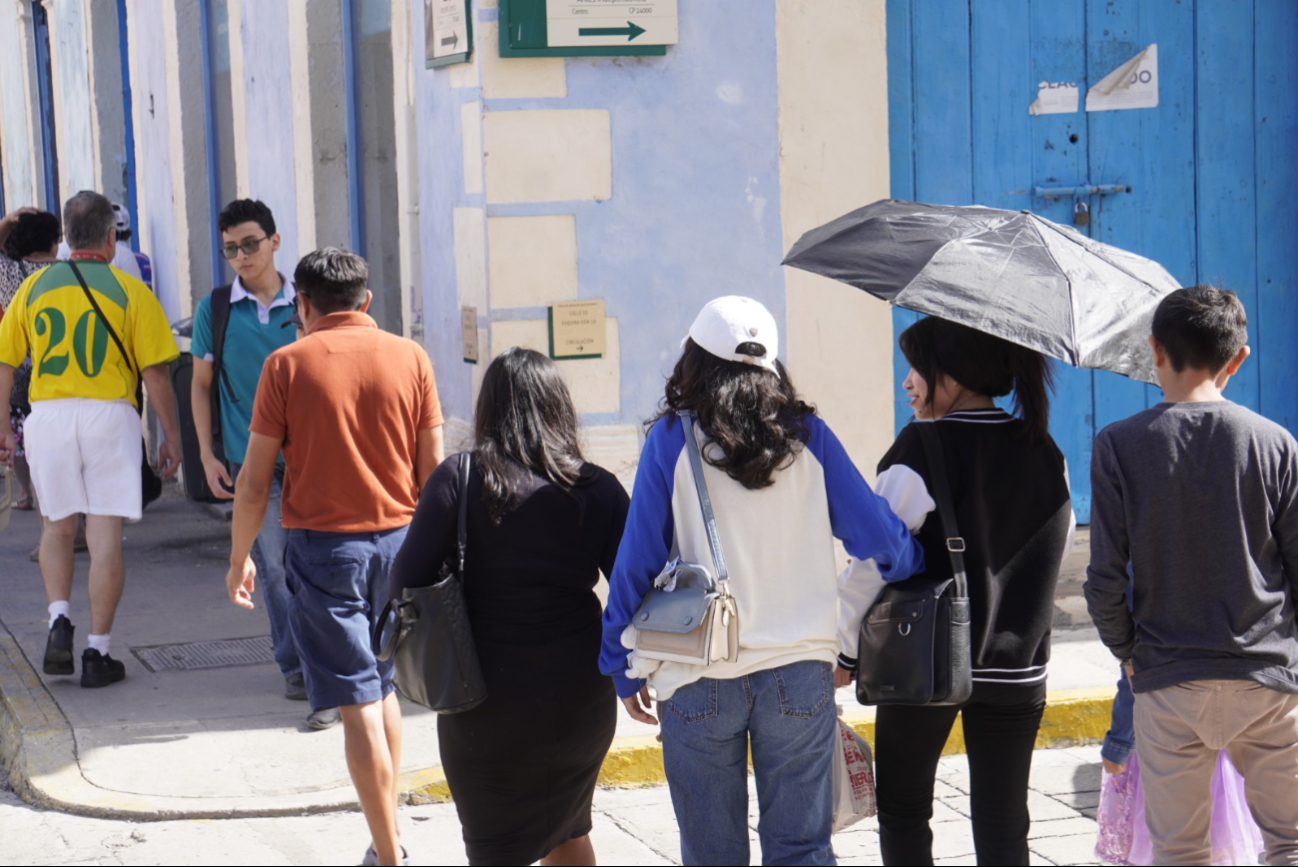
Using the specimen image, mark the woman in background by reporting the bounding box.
[0,207,61,513]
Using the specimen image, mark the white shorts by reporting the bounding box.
[25,399,143,522]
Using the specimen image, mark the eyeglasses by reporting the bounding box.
[220,236,269,259]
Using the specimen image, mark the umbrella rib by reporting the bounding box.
[1031,217,1080,365]
[1034,215,1161,291]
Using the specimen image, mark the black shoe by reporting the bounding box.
[285,672,308,701]
[80,649,126,688]
[43,616,75,676]
[306,707,341,730]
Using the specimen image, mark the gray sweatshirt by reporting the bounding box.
[1085,401,1298,694]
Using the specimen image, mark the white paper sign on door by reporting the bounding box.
[1086,44,1158,112]
[1029,81,1080,115]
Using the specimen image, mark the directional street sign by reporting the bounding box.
[545,0,679,49]
[426,0,472,67]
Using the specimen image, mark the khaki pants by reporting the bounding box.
[1135,679,1298,866]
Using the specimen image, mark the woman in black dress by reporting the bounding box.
[388,348,629,866]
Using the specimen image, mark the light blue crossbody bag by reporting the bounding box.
[631,411,739,666]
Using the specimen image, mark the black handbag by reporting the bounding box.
[371,453,487,713]
[855,422,972,707]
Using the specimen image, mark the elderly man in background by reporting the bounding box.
[0,190,182,690]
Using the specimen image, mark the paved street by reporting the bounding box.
[1,747,1103,866]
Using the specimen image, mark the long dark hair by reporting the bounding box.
[650,339,815,490]
[473,348,585,524]
[899,317,1054,442]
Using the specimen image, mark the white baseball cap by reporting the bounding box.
[686,296,781,376]
[111,202,130,233]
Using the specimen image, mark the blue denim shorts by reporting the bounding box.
[284,525,408,710]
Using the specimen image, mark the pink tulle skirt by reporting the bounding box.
[1095,751,1265,866]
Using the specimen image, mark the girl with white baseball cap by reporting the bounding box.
[601,295,924,864]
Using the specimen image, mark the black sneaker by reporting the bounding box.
[80,649,126,688]
[43,616,75,676]
[285,672,308,701]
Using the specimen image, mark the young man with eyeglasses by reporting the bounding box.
[190,199,337,729]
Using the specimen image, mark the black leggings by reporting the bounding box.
[874,680,1048,866]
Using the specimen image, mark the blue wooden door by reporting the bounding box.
[887,0,1298,522]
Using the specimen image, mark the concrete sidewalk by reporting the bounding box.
[0,487,1121,820]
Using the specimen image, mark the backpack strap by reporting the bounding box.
[207,285,234,459]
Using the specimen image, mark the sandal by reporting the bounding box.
[14,497,33,511]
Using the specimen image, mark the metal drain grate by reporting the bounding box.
[132,636,276,672]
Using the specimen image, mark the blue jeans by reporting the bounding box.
[284,525,406,710]
[232,462,300,680]
[661,660,837,866]
[1102,667,1135,765]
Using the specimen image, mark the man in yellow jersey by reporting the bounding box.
[0,191,182,689]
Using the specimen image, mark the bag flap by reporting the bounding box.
[866,597,927,625]
[634,586,715,635]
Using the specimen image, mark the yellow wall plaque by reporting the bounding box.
[548,299,606,360]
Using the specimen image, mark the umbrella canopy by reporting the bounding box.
[782,200,1183,384]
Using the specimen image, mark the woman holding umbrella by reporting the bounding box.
[836,316,1075,865]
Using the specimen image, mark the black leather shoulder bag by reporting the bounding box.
[855,422,973,707]
[372,452,487,713]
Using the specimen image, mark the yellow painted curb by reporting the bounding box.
[417,689,1118,803]
[835,687,1115,757]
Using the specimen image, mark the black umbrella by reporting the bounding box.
[782,200,1182,384]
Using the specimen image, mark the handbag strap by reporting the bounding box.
[68,260,145,410]
[915,422,968,598]
[677,410,730,587]
[68,260,137,378]
[372,452,471,662]
[456,452,470,573]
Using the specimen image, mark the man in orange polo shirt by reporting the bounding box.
[225,248,443,867]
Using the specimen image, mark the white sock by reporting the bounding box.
[88,634,111,656]
[48,601,70,625]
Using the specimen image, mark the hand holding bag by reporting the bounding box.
[371,453,487,713]
[631,411,739,667]
[855,422,972,706]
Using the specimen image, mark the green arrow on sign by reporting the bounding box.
[578,21,647,41]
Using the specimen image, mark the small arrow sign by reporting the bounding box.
[578,20,646,41]
[441,32,459,48]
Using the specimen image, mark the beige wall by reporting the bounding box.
[776,0,895,477]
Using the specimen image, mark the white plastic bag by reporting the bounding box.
[832,717,877,833]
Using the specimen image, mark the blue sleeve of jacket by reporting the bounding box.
[806,416,925,581]
[600,418,682,699]
[1101,669,1135,765]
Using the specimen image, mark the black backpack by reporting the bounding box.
[206,285,236,465]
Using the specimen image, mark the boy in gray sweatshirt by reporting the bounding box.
[1085,285,1298,865]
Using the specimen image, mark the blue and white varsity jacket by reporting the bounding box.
[599,413,925,700]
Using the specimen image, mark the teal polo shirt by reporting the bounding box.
[190,276,296,465]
